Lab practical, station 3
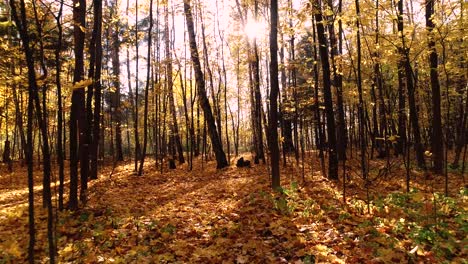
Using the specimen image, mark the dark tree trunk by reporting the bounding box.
[395,0,407,156]
[355,0,368,186]
[279,34,295,157]
[312,17,326,176]
[10,0,55,261]
[374,0,388,159]
[269,0,281,189]
[54,0,65,209]
[396,0,425,169]
[12,85,26,165]
[90,0,103,180]
[279,46,291,166]
[110,0,124,162]
[426,0,443,174]
[314,0,338,180]
[183,0,228,169]
[326,0,346,161]
[253,38,265,163]
[69,0,87,210]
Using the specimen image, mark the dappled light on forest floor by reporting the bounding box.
[0,156,466,263]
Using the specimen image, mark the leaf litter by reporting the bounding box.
[0,156,466,263]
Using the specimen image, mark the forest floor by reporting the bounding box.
[0,153,466,263]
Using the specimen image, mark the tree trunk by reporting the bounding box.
[134,0,141,172]
[138,0,153,175]
[110,0,124,162]
[68,0,86,210]
[252,1,265,164]
[54,0,65,209]
[166,5,185,165]
[397,0,425,169]
[279,34,295,158]
[314,0,339,180]
[183,0,228,169]
[426,0,443,174]
[355,0,368,186]
[269,0,281,189]
[10,0,55,261]
[90,0,103,180]
[326,0,346,161]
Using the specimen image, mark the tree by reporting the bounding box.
[355,0,369,210]
[325,0,346,161]
[165,3,185,165]
[54,0,65,209]
[183,0,228,169]
[397,0,426,169]
[252,0,265,164]
[69,0,86,210]
[8,2,35,260]
[89,0,103,180]
[110,0,124,162]
[133,0,141,172]
[138,0,153,175]
[313,0,338,180]
[426,0,443,174]
[10,0,55,261]
[269,0,280,189]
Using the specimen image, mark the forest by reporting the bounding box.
[0,0,466,262]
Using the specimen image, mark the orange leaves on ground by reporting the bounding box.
[0,157,466,263]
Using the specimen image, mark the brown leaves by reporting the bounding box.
[1,157,466,263]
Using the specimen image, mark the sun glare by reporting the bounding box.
[244,20,265,40]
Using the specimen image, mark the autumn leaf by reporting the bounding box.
[72,79,93,90]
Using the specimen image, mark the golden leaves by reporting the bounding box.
[72,79,93,90]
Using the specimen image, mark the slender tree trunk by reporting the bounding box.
[269,0,281,189]
[110,0,124,162]
[10,0,55,261]
[396,0,407,156]
[183,0,228,169]
[54,0,65,209]
[326,0,346,161]
[134,0,141,172]
[397,0,425,169]
[279,37,295,161]
[252,0,265,163]
[199,7,223,148]
[68,0,86,210]
[90,0,103,180]
[426,0,443,173]
[9,2,35,259]
[311,17,326,176]
[355,0,368,191]
[138,0,153,175]
[314,0,338,180]
[165,5,185,165]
